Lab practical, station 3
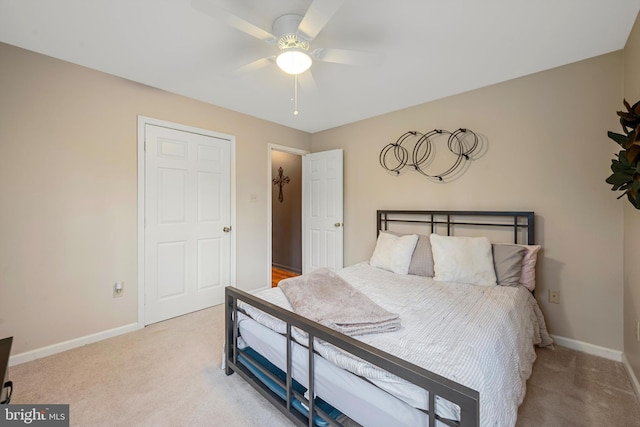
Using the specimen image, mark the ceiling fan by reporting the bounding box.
[191,0,381,114]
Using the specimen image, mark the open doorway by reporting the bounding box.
[268,145,308,287]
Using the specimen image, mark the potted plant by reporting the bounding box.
[606,99,640,209]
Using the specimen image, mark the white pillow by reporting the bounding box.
[518,244,541,291]
[370,232,419,275]
[430,234,497,286]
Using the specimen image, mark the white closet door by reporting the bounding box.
[144,124,231,325]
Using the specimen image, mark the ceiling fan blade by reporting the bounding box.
[311,48,383,66]
[297,70,318,94]
[297,0,344,41]
[232,56,275,76]
[191,0,277,44]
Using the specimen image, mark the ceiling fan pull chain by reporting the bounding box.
[293,75,300,116]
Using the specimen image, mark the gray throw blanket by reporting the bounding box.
[278,268,401,336]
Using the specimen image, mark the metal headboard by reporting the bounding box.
[377,210,535,245]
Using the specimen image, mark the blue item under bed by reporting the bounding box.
[237,347,342,426]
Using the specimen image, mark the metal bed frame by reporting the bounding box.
[225,210,535,427]
[377,210,535,245]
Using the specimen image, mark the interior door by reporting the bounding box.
[144,124,231,325]
[302,149,344,273]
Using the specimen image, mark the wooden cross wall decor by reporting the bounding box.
[272,167,290,203]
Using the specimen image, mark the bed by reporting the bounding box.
[224,210,552,427]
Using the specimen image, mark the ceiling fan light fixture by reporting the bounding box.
[276,50,312,75]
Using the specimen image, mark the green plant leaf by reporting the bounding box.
[607,99,640,208]
[606,172,633,188]
[608,131,628,148]
[618,111,636,121]
[617,150,632,165]
[628,189,640,209]
[610,168,633,180]
[610,160,631,174]
[618,104,640,131]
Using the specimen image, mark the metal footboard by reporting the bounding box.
[224,286,480,427]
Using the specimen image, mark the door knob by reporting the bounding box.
[223,226,231,233]
[334,222,343,227]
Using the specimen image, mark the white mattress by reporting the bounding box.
[238,262,552,427]
[238,313,430,427]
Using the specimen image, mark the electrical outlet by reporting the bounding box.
[113,281,124,298]
[549,289,560,304]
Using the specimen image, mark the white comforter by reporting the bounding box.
[240,262,552,427]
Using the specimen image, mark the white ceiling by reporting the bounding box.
[1,0,639,133]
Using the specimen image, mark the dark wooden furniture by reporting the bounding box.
[0,336,13,404]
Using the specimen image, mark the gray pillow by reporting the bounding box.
[385,231,434,277]
[492,244,526,286]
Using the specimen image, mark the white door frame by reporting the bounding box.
[137,116,236,328]
[267,144,309,289]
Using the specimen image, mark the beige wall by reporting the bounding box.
[624,12,640,384]
[311,52,625,351]
[0,42,311,355]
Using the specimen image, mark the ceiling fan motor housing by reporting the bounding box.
[273,14,309,51]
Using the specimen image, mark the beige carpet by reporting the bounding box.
[517,345,640,426]
[7,304,640,427]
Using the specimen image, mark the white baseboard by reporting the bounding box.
[550,334,623,362]
[272,263,302,275]
[623,353,640,401]
[9,322,141,367]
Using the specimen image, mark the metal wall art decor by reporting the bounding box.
[272,166,290,202]
[379,128,479,181]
